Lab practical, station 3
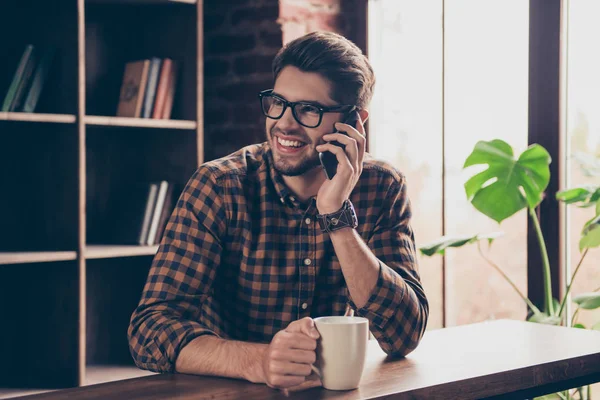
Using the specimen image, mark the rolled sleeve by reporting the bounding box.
[352,177,429,357]
[127,167,227,373]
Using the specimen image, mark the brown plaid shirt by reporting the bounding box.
[128,143,429,373]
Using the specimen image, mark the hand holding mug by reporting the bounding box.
[261,317,320,389]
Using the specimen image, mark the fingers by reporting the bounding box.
[334,119,367,160]
[316,142,354,177]
[271,348,317,364]
[321,132,359,172]
[285,317,320,339]
[263,318,319,389]
[269,360,313,376]
[267,375,306,389]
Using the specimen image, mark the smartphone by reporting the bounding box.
[319,110,361,180]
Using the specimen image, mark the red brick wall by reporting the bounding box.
[203,0,365,161]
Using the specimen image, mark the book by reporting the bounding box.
[2,44,35,112]
[138,183,159,245]
[161,60,179,119]
[98,182,157,245]
[116,59,150,118]
[22,47,55,113]
[141,57,162,118]
[146,180,169,245]
[152,58,172,119]
[152,183,177,245]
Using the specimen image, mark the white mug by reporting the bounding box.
[313,316,369,390]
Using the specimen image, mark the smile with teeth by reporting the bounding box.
[277,136,305,148]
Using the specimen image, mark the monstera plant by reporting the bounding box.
[419,140,600,400]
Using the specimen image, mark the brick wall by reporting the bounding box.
[203,0,365,161]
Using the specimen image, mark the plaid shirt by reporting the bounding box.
[128,143,429,373]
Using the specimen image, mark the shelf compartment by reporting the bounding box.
[0,251,77,265]
[85,245,159,259]
[86,257,152,366]
[0,123,79,252]
[85,4,197,120]
[85,115,196,129]
[0,112,76,124]
[0,260,80,388]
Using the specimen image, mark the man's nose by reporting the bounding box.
[276,106,301,130]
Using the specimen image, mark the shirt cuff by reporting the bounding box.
[348,261,407,330]
[149,325,218,373]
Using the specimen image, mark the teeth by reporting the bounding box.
[277,137,304,148]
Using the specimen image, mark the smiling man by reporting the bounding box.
[128,31,429,390]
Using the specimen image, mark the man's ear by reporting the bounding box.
[358,109,369,124]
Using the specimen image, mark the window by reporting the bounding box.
[565,0,600,329]
[368,0,529,327]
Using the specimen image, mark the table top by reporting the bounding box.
[21,319,600,400]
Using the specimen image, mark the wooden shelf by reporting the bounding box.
[85,245,159,259]
[85,365,155,386]
[85,115,196,130]
[0,251,77,265]
[87,0,196,4]
[0,112,76,124]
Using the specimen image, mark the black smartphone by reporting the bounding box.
[319,110,361,180]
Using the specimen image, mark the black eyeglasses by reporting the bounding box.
[258,89,356,128]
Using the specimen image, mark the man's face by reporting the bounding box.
[266,66,344,177]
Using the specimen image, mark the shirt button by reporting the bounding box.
[290,196,296,202]
[280,197,285,204]
[303,258,312,266]
[302,303,308,310]
[305,218,311,225]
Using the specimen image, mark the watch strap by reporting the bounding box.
[317,200,358,233]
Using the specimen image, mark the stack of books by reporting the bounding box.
[1,44,55,113]
[99,181,178,246]
[116,57,179,119]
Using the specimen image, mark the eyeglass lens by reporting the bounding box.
[261,94,322,128]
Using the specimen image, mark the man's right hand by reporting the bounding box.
[260,317,320,389]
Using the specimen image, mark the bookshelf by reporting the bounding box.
[0,0,203,391]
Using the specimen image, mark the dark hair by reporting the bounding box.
[272,31,375,109]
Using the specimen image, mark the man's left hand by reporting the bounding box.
[316,114,366,214]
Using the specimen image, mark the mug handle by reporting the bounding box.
[311,364,322,378]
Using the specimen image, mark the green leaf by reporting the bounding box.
[580,220,600,251]
[463,140,551,223]
[596,199,600,216]
[573,293,600,310]
[534,395,562,400]
[556,186,596,203]
[418,232,504,256]
[528,312,561,325]
[573,323,586,329]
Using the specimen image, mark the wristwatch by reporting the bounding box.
[317,200,359,233]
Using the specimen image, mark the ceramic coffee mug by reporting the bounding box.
[313,316,369,390]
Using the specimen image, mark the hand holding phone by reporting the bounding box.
[319,110,361,180]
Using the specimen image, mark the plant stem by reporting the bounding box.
[476,241,541,315]
[529,207,555,315]
[558,248,589,320]
[571,307,580,326]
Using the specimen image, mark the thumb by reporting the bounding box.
[286,317,320,339]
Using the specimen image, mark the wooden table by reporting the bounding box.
[20,320,600,400]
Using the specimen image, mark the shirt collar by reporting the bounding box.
[264,143,315,211]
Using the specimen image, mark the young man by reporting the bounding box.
[128,31,428,390]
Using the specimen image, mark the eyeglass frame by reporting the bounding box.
[258,89,357,128]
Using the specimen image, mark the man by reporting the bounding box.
[128,31,428,390]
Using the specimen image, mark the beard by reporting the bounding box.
[268,126,321,176]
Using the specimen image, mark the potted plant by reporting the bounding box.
[419,139,600,400]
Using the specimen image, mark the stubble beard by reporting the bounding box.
[269,128,321,177]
